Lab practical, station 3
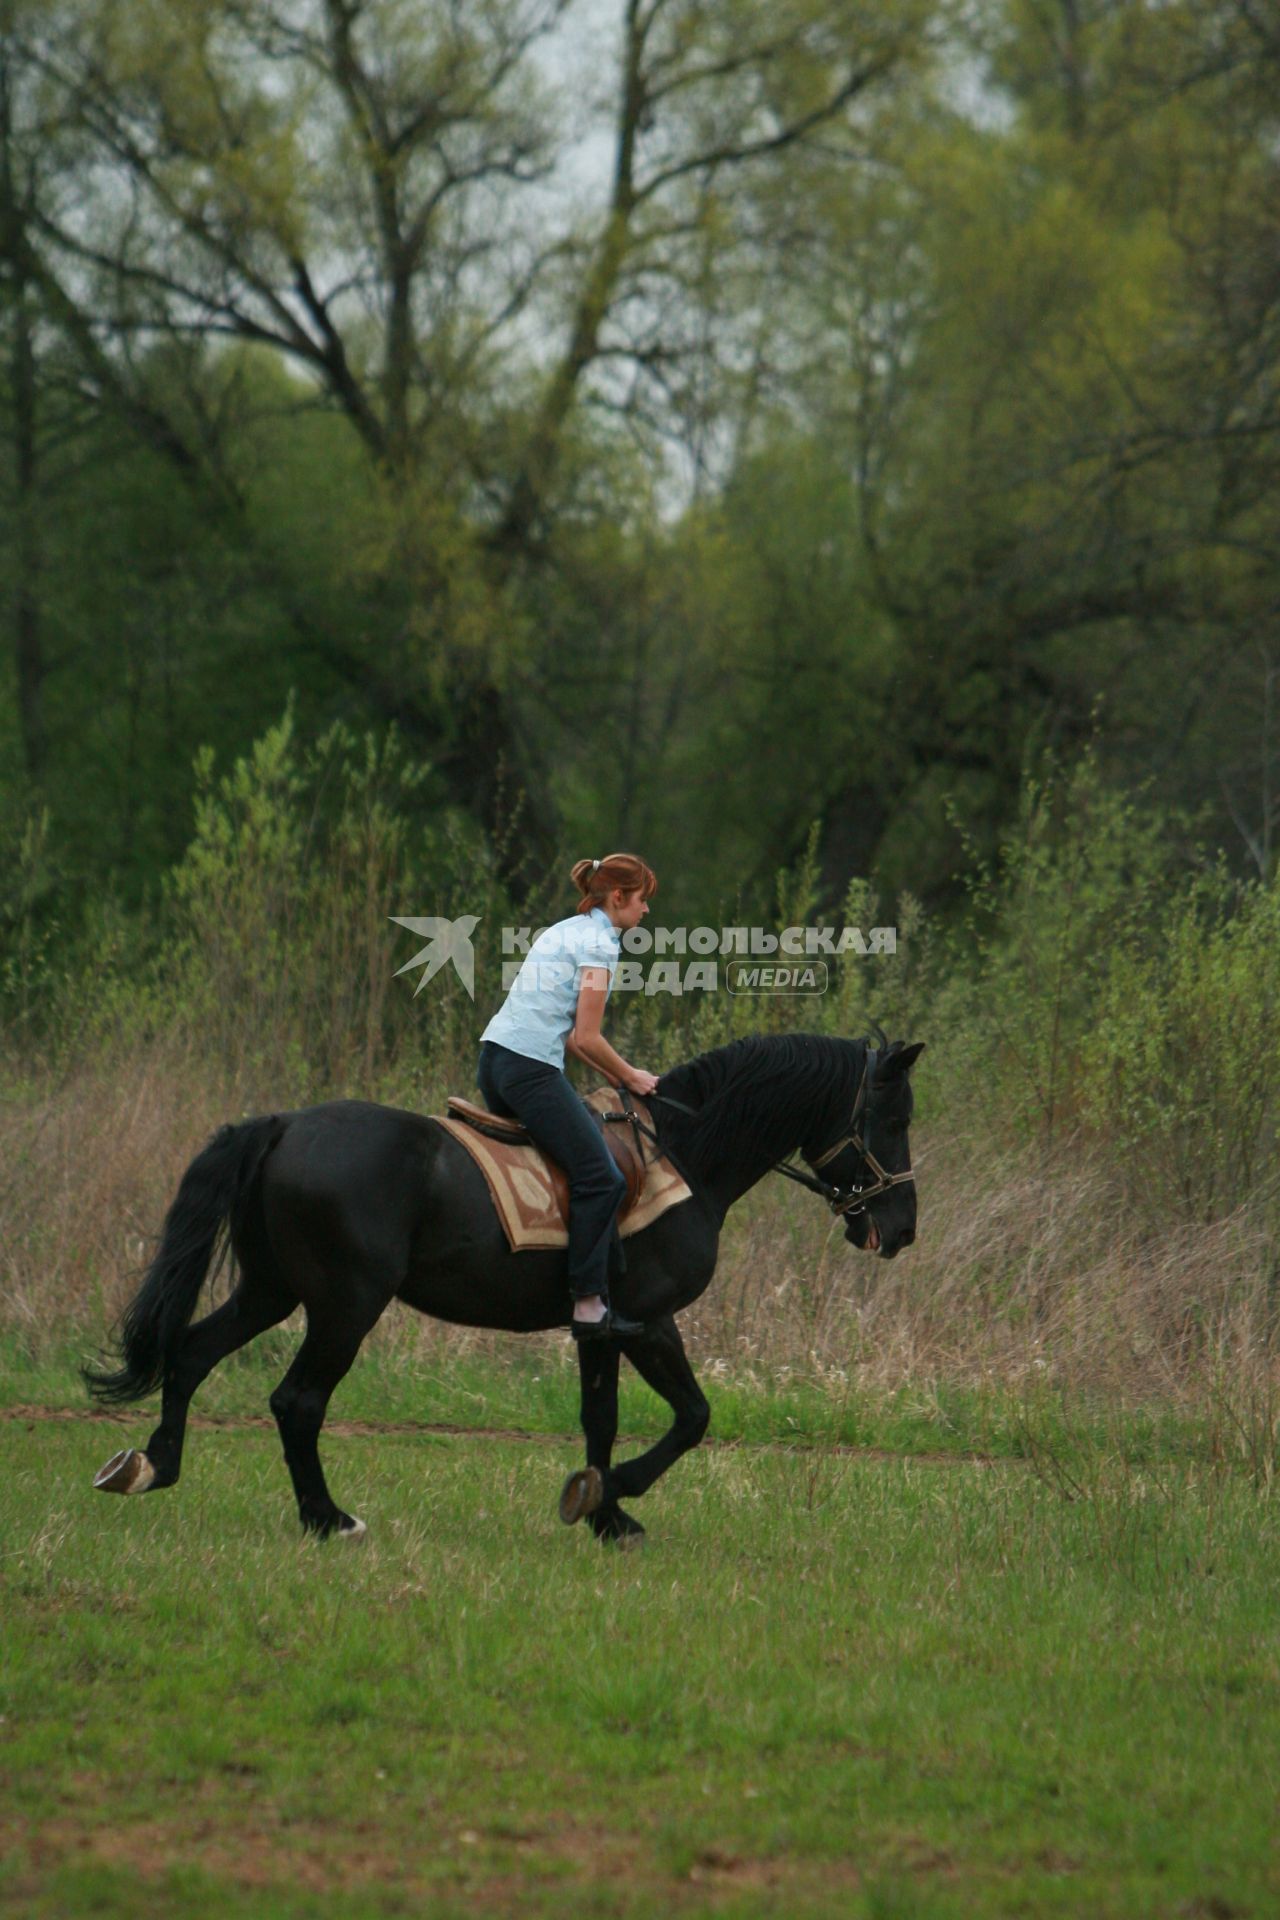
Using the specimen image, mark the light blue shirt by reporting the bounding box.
[480,906,621,1069]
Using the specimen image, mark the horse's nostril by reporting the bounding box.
[900,1228,915,1247]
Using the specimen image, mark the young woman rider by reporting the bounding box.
[477,853,660,1341]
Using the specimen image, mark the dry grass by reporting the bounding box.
[691,1135,1279,1410]
[2,1044,1277,1429]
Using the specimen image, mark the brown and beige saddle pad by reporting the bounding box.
[436,1086,692,1251]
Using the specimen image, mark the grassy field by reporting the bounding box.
[1,1352,1278,1919]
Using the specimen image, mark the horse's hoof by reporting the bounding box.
[558,1467,604,1526]
[336,1514,367,1541]
[93,1448,156,1496]
[592,1506,646,1548]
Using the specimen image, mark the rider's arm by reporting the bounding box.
[571,970,657,1095]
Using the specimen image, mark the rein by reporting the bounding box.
[595,1083,694,1188]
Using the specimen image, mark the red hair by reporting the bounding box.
[570,852,658,914]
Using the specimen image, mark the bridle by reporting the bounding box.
[797,1049,916,1219]
[637,1043,915,1223]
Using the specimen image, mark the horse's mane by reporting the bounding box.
[656,1032,864,1184]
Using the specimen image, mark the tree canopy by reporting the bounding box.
[1,0,1276,935]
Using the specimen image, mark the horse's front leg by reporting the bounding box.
[565,1315,710,1530]
[558,1340,643,1544]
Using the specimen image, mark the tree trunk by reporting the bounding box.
[11,276,46,786]
[436,678,559,896]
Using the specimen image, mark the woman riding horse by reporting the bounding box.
[477,853,658,1341]
[84,895,924,1542]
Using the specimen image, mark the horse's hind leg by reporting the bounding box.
[94,1268,296,1497]
[269,1293,386,1540]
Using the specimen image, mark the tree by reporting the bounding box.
[1,0,933,885]
[719,0,1280,895]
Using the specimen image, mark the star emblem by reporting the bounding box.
[390,915,480,1000]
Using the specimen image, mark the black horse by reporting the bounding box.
[86,1031,923,1543]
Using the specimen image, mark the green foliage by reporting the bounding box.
[878,747,1280,1227]
[0,805,61,1044]
[1082,867,1280,1218]
[928,756,1177,1143]
[4,0,1279,917]
[7,675,1277,1249]
[77,702,506,1100]
[4,1,1280,1219]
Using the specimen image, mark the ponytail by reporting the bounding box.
[570,852,658,914]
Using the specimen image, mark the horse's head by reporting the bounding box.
[804,1039,924,1259]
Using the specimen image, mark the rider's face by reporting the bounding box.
[612,889,650,931]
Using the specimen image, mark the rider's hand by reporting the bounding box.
[624,1068,660,1096]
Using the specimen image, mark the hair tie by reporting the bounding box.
[592,859,600,871]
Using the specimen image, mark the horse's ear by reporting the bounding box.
[882,1041,925,1075]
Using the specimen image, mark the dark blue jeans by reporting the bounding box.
[477,1041,626,1300]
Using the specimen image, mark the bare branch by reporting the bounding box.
[637,51,900,202]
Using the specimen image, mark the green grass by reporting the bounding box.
[2,1390,1278,1917]
[0,1335,1223,1467]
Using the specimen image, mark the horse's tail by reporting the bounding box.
[82,1114,287,1404]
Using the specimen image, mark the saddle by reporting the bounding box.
[437,1087,691,1252]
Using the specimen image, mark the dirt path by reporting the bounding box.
[0,1401,1002,1466]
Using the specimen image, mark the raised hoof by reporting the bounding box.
[558,1466,604,1526]
[93,1448,156,1496]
